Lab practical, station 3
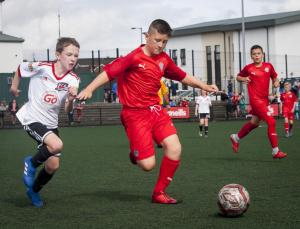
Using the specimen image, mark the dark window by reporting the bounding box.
[172,49,178,65]
[206,46,212,84]
[180,49,186,66]
[214,45,221,89]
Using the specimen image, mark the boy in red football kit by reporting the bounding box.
[280,82,297,137]
[230,45,287,159]
[77,19,218,204]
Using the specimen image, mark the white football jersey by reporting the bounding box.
[16,62,80,129]
[195,96,211,114]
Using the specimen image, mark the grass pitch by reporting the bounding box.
[0,120,299,229]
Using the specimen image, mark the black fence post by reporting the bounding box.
[47,49,50,62]
[285,54,288,78]
[192,50,195,101]
[97,50,101,73]
[91,50,95,73]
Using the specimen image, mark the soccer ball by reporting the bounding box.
[217,184,250,217]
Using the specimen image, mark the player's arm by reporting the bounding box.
[236,75,250,83]
[292,98,297,113]
[195,103,199,116]
[10,70,21,97]
[65,86,78,113]
[279,101,283,114]
[77,71,110,100]
[163,93,170,108]
[181,74,218,93]
[272,78,280,88]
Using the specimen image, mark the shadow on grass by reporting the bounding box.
[200,156,275,163]
[3,190,150,209]
[65,189,150,203]
[209,212,246,219]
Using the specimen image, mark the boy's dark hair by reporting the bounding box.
[250,45,263,53]
[148,19,172,37]
[56,37,80,53]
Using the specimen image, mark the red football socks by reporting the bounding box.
[237,122,259,139]
[153,156,180,194]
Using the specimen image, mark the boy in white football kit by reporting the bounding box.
[10,37,80,207]
[195,90,212,137]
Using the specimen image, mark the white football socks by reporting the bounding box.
[272,147,279,156]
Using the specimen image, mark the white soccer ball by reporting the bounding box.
[217,184,250,217]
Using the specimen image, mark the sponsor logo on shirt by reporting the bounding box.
[55,82,69,91]
[138,63,146,70]
[159,62,164,71]
[251,72,256,76]
[42,91,58,105]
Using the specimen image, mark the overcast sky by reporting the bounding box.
[1,0,300,53]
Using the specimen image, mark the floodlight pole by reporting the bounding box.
[0,0,5,33]
[241,0,248,102]
[58,10,61,38]
[131,27,143,44]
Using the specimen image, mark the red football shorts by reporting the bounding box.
[120,106,177,160]
[249,100,272,120]
[283,110,294,120]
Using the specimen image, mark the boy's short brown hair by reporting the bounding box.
[56,37,80,53]
[148,19,172,37]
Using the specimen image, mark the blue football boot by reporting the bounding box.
[23,156,36,188]
[26,188,43,208]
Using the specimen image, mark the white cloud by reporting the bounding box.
[1,0,300,54]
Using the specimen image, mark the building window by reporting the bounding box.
[214,45,221,89]
[180,49,186,66]
[172,49,178,65]
[206,46,212,84]
[7,77,13,85]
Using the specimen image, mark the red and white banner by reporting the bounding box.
[246,104,279,116]
[166,107,190,119]
[268,104,279,116]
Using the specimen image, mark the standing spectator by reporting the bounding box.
[279,78,285,94]
[67,100,75,126]
[195,90,212,137]
[231,91,240,119]
[112,82,118,102]
[180,99,189,107]
[294,100,299,120]
[0,100,7,128]
[239,92,246,117]
[75,101,85,123]
[227,80,233,94]
[291,80,299,97]
[220,89,229,102]
[158,80,170,108]
[8,99,18,125]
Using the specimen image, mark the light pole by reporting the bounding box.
[58,9,61,38]
[241,0,248,103]
[0,0,5,33]
[131,27,143,44]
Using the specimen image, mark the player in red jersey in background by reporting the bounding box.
[77,19,218,204]
[280,82,297,137]
[230,45,287,159]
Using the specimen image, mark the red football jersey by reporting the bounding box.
[104,46,186,108]
[238,62,277,104]
[280,92,297,112]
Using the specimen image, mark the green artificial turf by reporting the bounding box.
[0,121,299,229]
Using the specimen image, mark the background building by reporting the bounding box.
[0,32,24,73]
[167,10,300,92]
